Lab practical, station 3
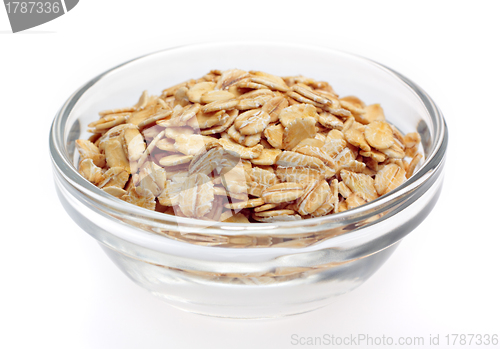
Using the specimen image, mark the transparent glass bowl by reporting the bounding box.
[49,42,448,318]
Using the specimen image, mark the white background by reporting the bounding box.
[1,1,499,348]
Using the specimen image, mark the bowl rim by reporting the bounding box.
[49,41,448,234]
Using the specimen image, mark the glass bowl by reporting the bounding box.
[49,42,448,319]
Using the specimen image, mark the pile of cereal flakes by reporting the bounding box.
[76,69,423,223]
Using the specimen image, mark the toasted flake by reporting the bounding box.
[200,109,238,135]
[294,138,324,149]
[156,138,176,152]
[380,144,405,159]
[340,170,378,201]
[178,173,215,218]
[163,126,195,140]
[346,192,368,209]
[137,161,167,197]
[262,96,288,122]
[174,134,217,155]
[293,145,335,168]
[250,148,282,165]
[223,212,250,223]
[220,160,248,194]
[122,187,156,210]
[137,130,165,169]
[252,212,302,222]
[321,105,352,119]
[279,104,318,127]
[215,69,249,90]
[404,132,421,149]
[225,198,265,210]
[99,107,136,118]
[262,183,305,204]
[227,125,245,144]
[173,86,190,107]
[76,139,106,167]
[238,89,274,99]
[358,104,385,124]
[339,96,366,116]
[283,117,317,150]
[344,120,371,152]
[200,90,235,104]
[187,82,216,103]
[178,103,201,123]
[318,112,343,130]
[406,153,423,178]
[237,95,273,110]
[287,96,300,106]
[254,209,296,218]
[390,124,406,147]
[338,181,353,198]
[330,179,340,213]
[246,182,264,197]
[134,90,150,109]
[234,109,271,135]
[310,187,335,217]
[201,99,239,113]
[127,102,161,126]
[405,145,419,158]
[253,203,279,212]
[102,186,127,198]
[339,160,366,173]
[276,151,326,172]
[249,72,289,92]
[297,179,329,215]
[142,124,163,141]
[248,167,279,186]
[263,123,284,148]
[338,200,348,212]
[323,129,347,157]
[240,159,253,171]
[359,149,386,162]
[161,82,188,98]
[88,113,127,132]
[331,147,357,173]
[97,167,129,189]
[154,106,181,127]
[137,109,172,130]
[364,121,395,150]
[292,84,332,105]
[158,180,183,206]
[219,138,263,159]
[234,80,268,90]
[315,133,327,143]
[122,126,146,163]
[242,133,262,147]
[195,110,228,129]
[78,158,104,184]
[404,132,421,158]
[202,195,223,221]
[188,143,224,175]
[286,90,322,109]
[213,186,248,201]
[275,166,323,182]
[159,154,193,166]
[100,137,130,173]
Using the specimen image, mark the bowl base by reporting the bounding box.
[101,242,400,319]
